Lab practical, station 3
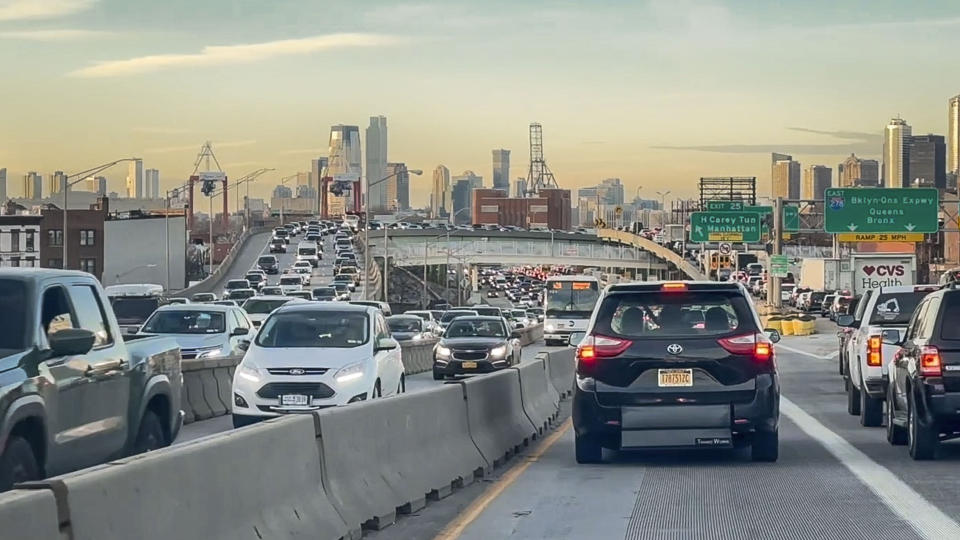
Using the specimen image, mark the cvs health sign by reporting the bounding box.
[853,257,915,293]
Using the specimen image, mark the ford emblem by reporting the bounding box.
[289,368,306,375]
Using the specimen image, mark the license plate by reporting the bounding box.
[658,369,693,387]
[280,394,309,406]
[461,361,478,369]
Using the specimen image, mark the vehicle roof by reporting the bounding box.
[387,314,421,320]
[546,275,599,282]
[227,278,250,283]
[449,315,505,322]
[872,284,939,294]
[154,303,235,312]
[0,268,101,282]
[606,281,744,292]
[246,295,297,301]
[276,302,373,314]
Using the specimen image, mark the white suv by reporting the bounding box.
[231,303,405,427]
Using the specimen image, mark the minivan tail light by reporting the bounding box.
[867,335,882,367]
[717,333,773,362]
[576,335,632,366]
[920,346,942,377]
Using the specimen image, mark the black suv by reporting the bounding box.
[885,285,960,459]
[257,255,279,274]
[571,282,780,463]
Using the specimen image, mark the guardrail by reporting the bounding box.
[178,226,270,297]
[4,348,576,539]
[598,228,706,280]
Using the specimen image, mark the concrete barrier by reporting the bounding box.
[0,489,61,540]
[515,323,543,346]
[398,337,438,375]
[314,385,485,533]
[457,369,538,470]
[180,355,241,425]
[515,359,560,437]
[543,347,575,399]
[21,415,350,540]
[177,227,270,296]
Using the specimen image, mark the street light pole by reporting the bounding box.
[362,169,423,300]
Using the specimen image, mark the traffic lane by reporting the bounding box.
[776,341,960,521]
[177,414,232,444]
[196,231,272,295]
[405,341,552,394]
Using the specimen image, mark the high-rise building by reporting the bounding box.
[514,178,527,198]
[310,157,328,194]
[22,172,42,199]
[0,168,6,202]
[383,162,409,211]
[492,149,510,191]
[908,134,946,189]
[883,117,912,188]
[802,165,832,200]
[949,95,960,176]
[144,169,160,199]
[126,159,143,198]
[838,154,880,187]
[431,165,450,219]
[451,179,472,224]
[295,184,317,198]
[365,116,388,211]
[328,124,362,212]
[453,170,483,189]
[272,185,293,199]
[772,159,801,199]
[85,175,107,196]
[47,171,67,196]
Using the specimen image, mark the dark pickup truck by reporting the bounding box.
[0,269,183,491]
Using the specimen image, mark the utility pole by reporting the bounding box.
[768,196,784,309]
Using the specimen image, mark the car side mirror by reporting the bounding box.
[376,337,399,352]
[48,328,96,356]
[881,329,902,346]
[231,327,249,337]
[510,331,522,339]
[836,315,855,328]
[568,331,587,348]
[764,329,781,344]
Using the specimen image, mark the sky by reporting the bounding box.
[2,0,960,208]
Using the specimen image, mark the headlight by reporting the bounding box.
[545,324,556,332]
[196,347,225,359]
[237,361,262,383]
[489,345,507,359]
[412,334,423,341]
[334,362,364,384]
[435,345,451,358]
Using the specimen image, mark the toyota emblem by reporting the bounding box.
[666,344,683,355]
[289,368,305,375]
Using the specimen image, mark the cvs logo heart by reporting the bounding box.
[862,265,876,276]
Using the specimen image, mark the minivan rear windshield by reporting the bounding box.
[868,291,932,325]
[593,291,752,338]
[256,311,368,348]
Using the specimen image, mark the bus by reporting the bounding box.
[543,275,601,346]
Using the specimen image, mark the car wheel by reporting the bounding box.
[886,385,907,446]
[908,389,938,460]
[432,368,444,381]
[846,379,861,416]
[372,380,382,399]
[838,350,845,376]
[751,429,779,462]
[574,433,602,464]
[133,410,167,454]
[860,388,883,427]
[397,373,406,394]
[0,436,40,492]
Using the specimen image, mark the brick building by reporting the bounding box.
[472,188,571,230]
[0,214,42,268]
[39,197,108,280]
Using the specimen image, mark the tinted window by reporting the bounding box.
[446,319,507,338]
[41,286,77,344]
[0,280,27,354]
[853,290,872,321]
[110,297,161,324]
[917,297,940,340]
[69,285,113,347]
[280,277,301,285]
[226,280,249,289]
[868,291,933,325]
[594,291,751,338]
[440,311,477,323]
[388,317,422,332]
[938,294,960,340]
[142,310,226,334]
[256,311,369,348]
[545,280,599,318]
[257,256,275,265]
[242,298,292,314]
[472,307,501,317]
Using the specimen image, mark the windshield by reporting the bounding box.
[298,248,317,256]
[406,311,430,321]
[241,298,291,314]
[256,311,368,348]
[280,277,301,285]
[545,280,599,318]
[0,280,27,355]
[441,311,477,323]
[142,310,226,334]
[511,310,526,318]
[226,280,248,289]
[245,274,263,283]
[446,319,507,338]
[473,307,501,317]
[594,291,750,338]
[258,257,275,265]
[869,291,932,325]
[110,297,161,323]
[388,318,422,332]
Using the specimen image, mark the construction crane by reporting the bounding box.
[525,122,558,196]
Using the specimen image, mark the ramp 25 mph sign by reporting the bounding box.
[823,188,939,234]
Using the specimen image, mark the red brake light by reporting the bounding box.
[920,345,942,377]
[717,333,773,362]
[576,335,632,367]
[867,335,882,367]
[661,282,687,291]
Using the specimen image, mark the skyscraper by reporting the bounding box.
[802,165,832,200]
[272,185,293,199]
[145,169,160,199]
[431,165,450,218]
[949,95,960,176]
[514,178,527,198]
[328,125,362,211]
[907,134,946,188]
[85,175,107,196]
[365,116,388,211]
[883,117,912,188]
[453,170,482,189]
[451,179,472,224]
[126,159,143,198]
[47,171,67,196]
[771,159,800,199]
[838,154,880,187]
[22,172,42,199]
[310,157,328,193]
[492,149,510,191]
[0,168,5,202]
[384,162,409,211]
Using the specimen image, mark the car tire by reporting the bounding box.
[860,389,883,427]
[397,374,406,394]
[751,429,779,462]
[575,434,603,464]
[372,380,382,399]
[432,369,444,381]
[846,379,861,416]
[908,389,938,460]
[133,410,167,454]
[0,436,40,492]
[886,385,907,446]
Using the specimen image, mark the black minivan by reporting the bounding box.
[571,281,781,463]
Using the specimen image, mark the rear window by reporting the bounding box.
[258,256,275,264]
[869,291,932,325]
[473,307,501,317]
[940,295,960,340]
[279,277,301,285]
[593,291,754,338]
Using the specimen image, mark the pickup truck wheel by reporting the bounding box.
[846,379,861,416]
[751,429,779,462]
[908,390,938,460]
[575,434,602,464]
[860,389,883,427]
[886,385,907,445]
[432,369,444,381]
[133,411,167,454]
[0,436,40,492]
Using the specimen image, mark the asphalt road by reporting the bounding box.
[370,323,960,540]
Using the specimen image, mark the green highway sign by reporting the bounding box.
[824,188,939,234]
[705,200,745,211]
[689,212,762,243]
[705,203,799,233]
[770,255,789,278]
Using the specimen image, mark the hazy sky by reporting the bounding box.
[2,0,960,207]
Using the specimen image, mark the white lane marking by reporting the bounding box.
[777,344,838,360]
[781,397,960,539]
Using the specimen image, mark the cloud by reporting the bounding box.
[0,0,97,21]
[68,32,406,78]
[131,126,192,135]
[786,127,881,143]
[652,126,881,156]
[0,28,113,41]
[144,140,257,154]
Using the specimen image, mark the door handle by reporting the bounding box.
[85,359,126,375]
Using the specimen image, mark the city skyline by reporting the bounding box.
[4,1,960,206]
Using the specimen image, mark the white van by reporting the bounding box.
[296,241,320,268]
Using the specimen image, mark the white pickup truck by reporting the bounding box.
[837,284,938,427]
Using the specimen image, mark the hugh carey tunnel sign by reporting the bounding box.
[689,212,761,243]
